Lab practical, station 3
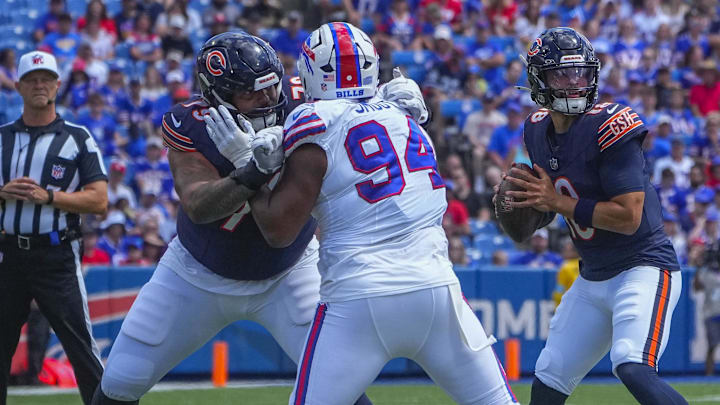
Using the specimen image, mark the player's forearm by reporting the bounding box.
[250,186,306,248]
[590,200,642,235]
[53,188,108,215]
[183,177,256,224]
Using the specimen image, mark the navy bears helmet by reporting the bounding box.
[196,32,288,130]
[526,27,600,115]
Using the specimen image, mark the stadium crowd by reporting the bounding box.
[0,0,719,270]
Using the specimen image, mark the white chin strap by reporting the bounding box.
[551,97,588,114]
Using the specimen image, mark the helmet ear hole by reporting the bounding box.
[320,64,334,73]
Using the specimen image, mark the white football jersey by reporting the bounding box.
[283,97,458,302]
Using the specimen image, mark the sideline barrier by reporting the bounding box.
[13,265,706,378]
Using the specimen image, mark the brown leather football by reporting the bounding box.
[495,163,545,243]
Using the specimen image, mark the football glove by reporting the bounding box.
[204,105,253,168]
[378,67,429,124]
[250,125,285,175]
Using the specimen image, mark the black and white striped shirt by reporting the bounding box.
[0,116,107,235]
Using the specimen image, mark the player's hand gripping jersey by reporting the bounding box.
[162,96,316,280]
[283,97,458,301]
[523,102,680,280]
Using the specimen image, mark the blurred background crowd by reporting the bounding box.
[0,0,719,276]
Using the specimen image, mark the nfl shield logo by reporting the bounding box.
[51,164,66,180]
[549,157,559,171]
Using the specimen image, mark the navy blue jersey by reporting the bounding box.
[161,96,316,280]
[523,102,680,281]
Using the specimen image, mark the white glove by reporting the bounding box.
[203,105,253,168]
[378,67,429,124]
[251,125,285,174]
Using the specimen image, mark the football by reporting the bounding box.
[495,163,545,243]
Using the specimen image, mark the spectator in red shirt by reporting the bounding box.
[485,0,518,36]
[76,0,118,40]
[81,227,111,267]
[442,180,471,237]
[127,13,162,63]
[419,0,463,27]
[690,59,720,117]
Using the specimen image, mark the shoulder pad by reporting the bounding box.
[592,103,646,152]
[282,102,328,156]
[161,98,209,152]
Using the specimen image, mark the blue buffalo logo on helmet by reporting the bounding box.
[205,50,227,76]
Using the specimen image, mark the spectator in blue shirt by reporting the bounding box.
[33,0,65,43]
[487,104,524,169]
[133,137,174,201]
[423,25,468,100]
[662,87,700,138]
[690,113,720,160]
[40,13,82,67]
[646,115,673,163]
[676,11,711,57]
[510,229,563,269]
[655,167,688,219]
[77,92,122,157]
[465,20,505,85]
[271,11,310,66]
[99,65,129,111]
[375,0,421,53]
[613,18,646,71]
[118,78,153,135]
[97,210,131,265]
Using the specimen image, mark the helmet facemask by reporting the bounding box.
[532,64,599,115]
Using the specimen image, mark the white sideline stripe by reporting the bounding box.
[8,380,295,396]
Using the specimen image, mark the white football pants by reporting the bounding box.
[289,284,518,405]
[100,247,320,401]
[535,266,682,395]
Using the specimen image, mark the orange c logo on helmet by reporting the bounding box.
[206,50,226,76]
[528,38,542,56]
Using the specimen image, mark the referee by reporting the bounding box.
[0,51,107,405]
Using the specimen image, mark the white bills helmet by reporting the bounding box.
[297,22,379,101]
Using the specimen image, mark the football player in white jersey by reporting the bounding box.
[248,22,518,405]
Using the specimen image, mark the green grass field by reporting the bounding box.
[7,382,720,405]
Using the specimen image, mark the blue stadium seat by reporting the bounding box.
[405,65,427,82]
[439,98,482,128]
[188,0,211,14]
[391,50,433,67]
[470,219,499,236]
[67,0,87,17]
[114,43,131,60]
[360,17,375,36]
[105,0,123,16]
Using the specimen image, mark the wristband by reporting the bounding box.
[229,161,272,191]
[573,198,596,228]
[46,189,54,204]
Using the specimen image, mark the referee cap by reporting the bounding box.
[18,51,59,80]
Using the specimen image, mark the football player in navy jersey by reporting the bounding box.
[498,28,687,405]
[90,31,427,405]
